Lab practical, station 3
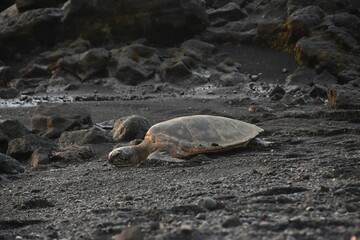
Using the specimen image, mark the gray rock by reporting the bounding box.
[269,85,286,97]
[294,35,360,74]
[16,0,66,12]
[207,2,247,23]
[309,84,327,98]
[327,84,360,109]
[31,104,93,139]
[0,153,24,174]
[201,27,256,44]
[51,145,94,162]
[58,127,111,147]
[160,57,196,85]
[112,115,150,142]
[9,78,48,91]
[180,39,216,61]
[313,70,338,86]
[324,25,358,51]
[337,69,360,84]
[7,134,57,161]
[62,0,208,44]
[0,88,19,99]
[30,149,50,167]
[0,66,10,86]
[215,58,242,73]
[198,197,218,210]
[0,119,30,140]
[0,130,8,153]
[288,6,325,28]
[218,72,250,86]
[285,66,317,90]
[222,216,241,228]
[20,63,51,78]
[0,0,13,12]
[323,13,360,40]
[108,44,160,85]
[0,8,64,59]
[113,226,144,240]
[56,48,110,81]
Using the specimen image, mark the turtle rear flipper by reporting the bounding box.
[248,138,273,148]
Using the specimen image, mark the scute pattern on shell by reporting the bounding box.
[145,115,263,157]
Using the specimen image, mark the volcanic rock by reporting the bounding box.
[207,2,247,25]
[327,84,360,109]
[55,48,110,81]
[7,134,57,161]
[0,119,30,140]
[62,0,208,44]
[51,145,94,162]
[0,66,10,86]
[0,153,24,174]
[0,8,64,59]
[180,39,216,61]
[0,88,19,99]
[31,104,93,138]
[58,127,111,147]
[112,115,150,142]
[108,44,160,85]
[16,0,66,12]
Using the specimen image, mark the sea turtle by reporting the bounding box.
[108,115,267,166]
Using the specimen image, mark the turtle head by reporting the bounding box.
[108,146,139,166]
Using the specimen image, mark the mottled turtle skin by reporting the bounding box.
[108,115,264,166]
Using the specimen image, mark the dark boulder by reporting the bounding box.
[323,13,360,40]
[51,145,94,162]
[327,84,360,109]
[0,0,13,12]
[55,48,111,81]
[62,0,208,44]
[218,72,250,86]
[0,66,10,87]
[0,8,64,59]
[108,44,160,85]
[31,104,93,138]
[7,134,57,161]
[309,84,327,98]
[294,35,360,74]
[160,56,200,85]
[0,153,25,174]
[112,115,150,142]
[9,78,48,92]
[207,2,247,25]
[0,131,8,154]
[337,70,360,84]
[0,88,19,99]
[284,66,317,91]
[0,119,30,140]
[180,39,216,61]
[58,127,111,147]
[16,0,67,12]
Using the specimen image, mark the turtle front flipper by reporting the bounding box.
[146,151,186,165]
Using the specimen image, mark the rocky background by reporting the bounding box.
[0,0,360,239]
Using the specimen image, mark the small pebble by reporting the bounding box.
[113,226,144,240]
[195,213,206,220]
[251,75,259,81]
[282,68,288,73]
[180,223,193,234]
[199,197,217,210]
[222,216,241,228]
[306,206,315,211]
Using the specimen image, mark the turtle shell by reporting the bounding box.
[145,115,264,157]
